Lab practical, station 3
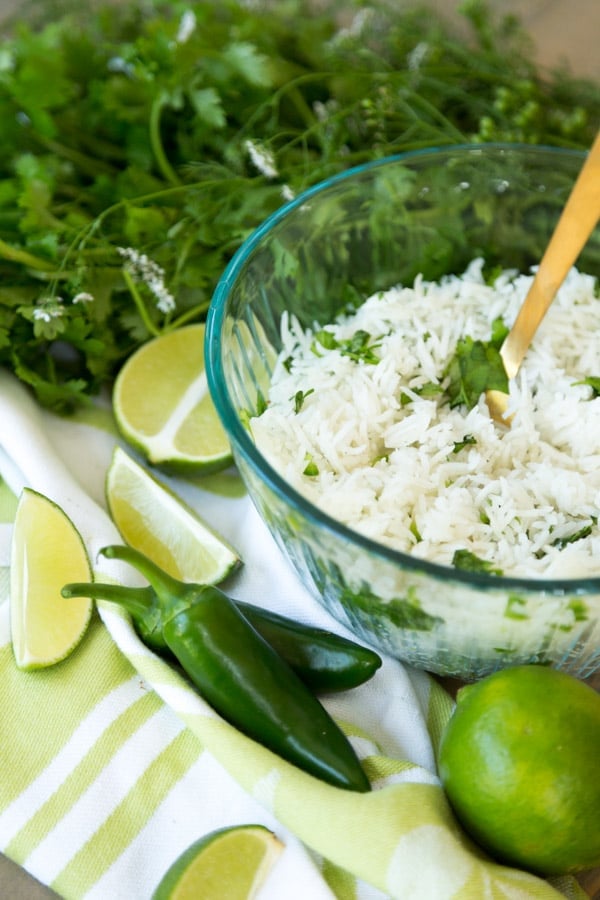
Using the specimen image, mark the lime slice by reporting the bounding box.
[10,488,93,669]
[152,825,283,900]
[113,323,232,474]
[106,446,241,583]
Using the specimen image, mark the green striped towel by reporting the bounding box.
[0,370,588,899]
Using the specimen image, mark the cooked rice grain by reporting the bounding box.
[251,261,600,578]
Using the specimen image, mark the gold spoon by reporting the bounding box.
[486,130,600,425]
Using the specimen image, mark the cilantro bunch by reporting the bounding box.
[0,0,597,411]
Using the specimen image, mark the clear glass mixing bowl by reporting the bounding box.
[206,144,600,680]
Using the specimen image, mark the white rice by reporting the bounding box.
[251,260,600,578]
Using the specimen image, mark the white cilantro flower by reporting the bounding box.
[408,42,429,72]
[176,10,197,44]
[118,247,176,314]
[32,298,65,322]
[244,139,278,179]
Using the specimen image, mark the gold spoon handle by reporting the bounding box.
[500,130,600,379]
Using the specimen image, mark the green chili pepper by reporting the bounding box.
[64,544,370,793]
[63,581,382,693]
[236,601,382,693]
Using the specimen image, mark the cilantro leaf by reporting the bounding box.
[313,329,339,353]
[338,584,442,632]
[452,548,503,576]
[452,434,476,453]
[0,0,595,411]
[339,330,381,365]
[400,382,443,406]
[255,390,268,416]
[575,376,600,397]
[303,454,319,476]
[312,329,380,364]
[293,388,314,413]
[489,316,510,349]
[552,522,595,549]
[445,330,509,410]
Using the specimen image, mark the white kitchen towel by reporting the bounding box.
[0,369,585,900]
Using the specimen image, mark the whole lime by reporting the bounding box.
[438,665,600,876]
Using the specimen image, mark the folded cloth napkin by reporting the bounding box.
[0,369,587,900]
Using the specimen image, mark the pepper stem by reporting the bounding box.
[61,581,156,619]
[100,544,184,598]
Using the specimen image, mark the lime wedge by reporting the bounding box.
[106,446,241,583]
[113,323,232,474]
[10,488,93,669]
[152,825,283,900]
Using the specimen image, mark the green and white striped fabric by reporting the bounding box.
[0,371,588,899]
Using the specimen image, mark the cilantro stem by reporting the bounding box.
[32,133,116,178]
[51,174,252,290]
[286,86,318,131]
[149,93,182,187]
[0,0,595,414]
[170,303,212,330]
[121,268,161,337]
[394,88,466,141]
[0,239,56,272]
[74,177,250,249]
[238,71,327,140]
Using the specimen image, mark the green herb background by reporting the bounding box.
[0,0,598,412]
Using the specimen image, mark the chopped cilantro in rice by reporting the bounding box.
[251,260,600,579]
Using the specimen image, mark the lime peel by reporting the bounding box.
[106,446,240,584]
[439,665,600,876]
[152,824,284,900]
[113,323,232,473]
[10,488,93,669]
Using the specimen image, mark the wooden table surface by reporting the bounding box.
[580,867,600,899]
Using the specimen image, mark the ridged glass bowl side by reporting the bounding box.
[207,144,600,679]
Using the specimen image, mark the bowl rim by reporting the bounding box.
[206,141,600,596]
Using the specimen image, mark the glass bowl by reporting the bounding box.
[206,144,600,680]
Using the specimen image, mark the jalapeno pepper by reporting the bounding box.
[63,581,382,693]
[236,601,381,693]
[64,544,370,793]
